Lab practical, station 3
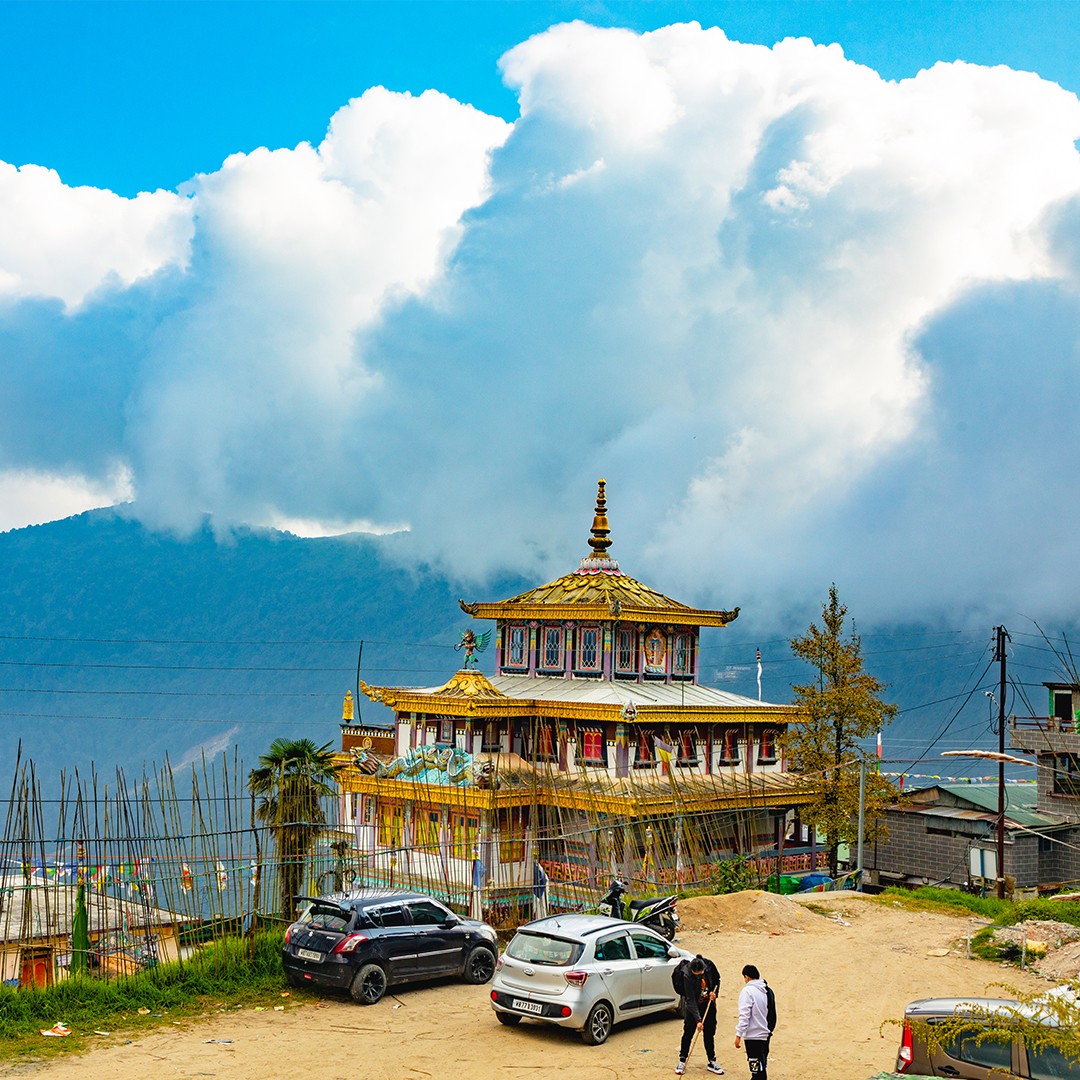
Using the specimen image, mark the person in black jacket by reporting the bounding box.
[675,954,724,1075]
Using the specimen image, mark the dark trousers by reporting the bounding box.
[744,1036,770,1080]
[679,1002,717,1062]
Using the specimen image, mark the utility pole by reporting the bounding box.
[856,758,866,892]
[993,626,1009,900]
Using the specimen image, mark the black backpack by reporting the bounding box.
[671,959,690,995]
[764,981,777,1032]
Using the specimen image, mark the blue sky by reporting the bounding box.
[4,2,1080,630]
[4,2,1079,196]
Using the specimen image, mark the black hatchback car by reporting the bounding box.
[282,889,499,1005]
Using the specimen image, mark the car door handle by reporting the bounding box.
[939,1069,959,1077]
[601,968,614,975]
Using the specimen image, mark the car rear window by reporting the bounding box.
[299,903,351,932]
[506,932,584,966]
[1028,1041,1080,1080]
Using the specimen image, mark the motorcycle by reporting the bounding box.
[599,878,680,940]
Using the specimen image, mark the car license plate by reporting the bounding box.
[297,948,323,962]
[512,999,543,1015]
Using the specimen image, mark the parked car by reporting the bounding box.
[489,913,694,1045]
[896,996,1080,1078]
[282,889,498,1004]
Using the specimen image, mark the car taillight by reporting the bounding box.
[496,956,504,971]
[897,1021,913,1072]
[491,990,498,1002]
[560,1006,572,1017]
[331,933,369,954]
[564,970,589,987]
[284,924,294,944]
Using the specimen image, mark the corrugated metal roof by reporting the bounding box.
[406,673,784,711]
[908,783,1070,830]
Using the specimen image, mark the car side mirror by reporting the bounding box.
[667,949,680,959]
[442,917,460,928]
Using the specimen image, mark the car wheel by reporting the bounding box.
[580,1001,614,1045]
[495,1011,522,1026]
[349,962,387,1005]
[463,945,497,985]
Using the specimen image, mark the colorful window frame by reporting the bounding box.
[499,811,527,863]
[481,722,502,753]
[579,728,605,764]
[539,624,564,671]
[505,624,527,669]
[451,812,479,860]
[576,625,601,672]
[377,801,405,848]
[719,728,741,764]
[536,723,556,761]
[677,731,698,766]
[672,632,693,676]
[415,808,442,852]
[615,628,637,674]
[757,729,777,763]
[633,730,653,768]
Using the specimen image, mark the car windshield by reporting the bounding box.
[298,902,351,932]
[506,932,584,966]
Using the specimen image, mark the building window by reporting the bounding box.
[634,730,653,768]
[757,730,777,763]
[451,813,479,859]
[536,724,556,761]
[1053,753,1080,797]
[505,625,527,668]
[482,722,502,753]
[643,628,667,674]
[580,729,605,764]
[672,632,693,676]
[378,801,405,848]
[677,731,698,766]
[615,628,637,675]
[415,809,442,852]
[439,717,454,744]
[577,626,601,672]
[499,812,527,863]
[719,728,740,764]
[540,625,564,671]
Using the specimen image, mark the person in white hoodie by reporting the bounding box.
[733,964,771,1080]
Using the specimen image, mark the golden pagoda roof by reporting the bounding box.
[459,479,740,627]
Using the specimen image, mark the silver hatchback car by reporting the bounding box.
[489,914,694,1045]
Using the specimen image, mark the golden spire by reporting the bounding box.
[588,478,612,559]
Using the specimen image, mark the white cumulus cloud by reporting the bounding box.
[3,23,1080,626]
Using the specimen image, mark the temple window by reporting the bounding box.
[539,625,564,671]
[576,625,601,672]
[719,728,741,764]
[579,728,605,764]
[615,628,638,675]
[439,717,454,744]
[677,731,698,766]
[536,723,556,761]
[505,624,527,669]
[633,730,654,768]
[672,632,693,677]
[415,808,442,852]
[378,801,405,848]
[499,811,527,862]
[451,812,479,859]
[482,722,502,753]
[757,729,777,763]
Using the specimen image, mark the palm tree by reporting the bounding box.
[248,738,342,919]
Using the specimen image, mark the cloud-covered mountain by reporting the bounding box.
[3,22,1080,628]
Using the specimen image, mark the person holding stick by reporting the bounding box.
[674,953,724,1075]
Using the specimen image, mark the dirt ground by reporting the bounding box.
[1,892,1058,1080]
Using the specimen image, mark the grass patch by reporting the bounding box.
[879,887,1080,930]
[0,929,311,1063]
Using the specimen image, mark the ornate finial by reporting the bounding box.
[577,477,622,575]
[588,478,612,559]
[342,690,354,722]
